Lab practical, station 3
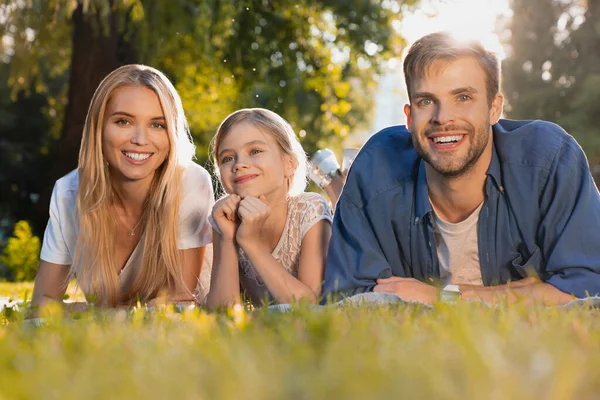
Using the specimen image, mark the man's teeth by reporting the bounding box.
[433,135,463,144]
[124,152,151,161]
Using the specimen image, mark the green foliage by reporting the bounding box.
[2,0,414,162]
[0,301,599,398]
[0,221,41,281]
[504,0,600,164]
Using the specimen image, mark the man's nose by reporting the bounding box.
[432,102,455,126]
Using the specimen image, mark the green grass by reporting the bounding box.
[0,285,599,399]
[0,281,84,303]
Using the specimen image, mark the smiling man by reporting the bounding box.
[323,31,600,305]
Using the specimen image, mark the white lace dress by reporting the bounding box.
[209,192,333,305]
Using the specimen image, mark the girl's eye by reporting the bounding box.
[221,156,234,163]
[249,148,262,155]
[151,122,166,129]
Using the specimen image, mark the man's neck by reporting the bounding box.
[426,143,492,223]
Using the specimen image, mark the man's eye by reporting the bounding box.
[419,99,432,106]
[458,95,471,101]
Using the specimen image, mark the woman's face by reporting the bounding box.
[102,85,171,184]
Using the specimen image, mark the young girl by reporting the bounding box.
[206,108,333,308]
[32,65,214,310]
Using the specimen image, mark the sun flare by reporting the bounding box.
[398,0,511,59]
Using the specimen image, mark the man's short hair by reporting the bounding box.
[403,31,501,105]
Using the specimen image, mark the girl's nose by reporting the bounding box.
[233,159,250,172]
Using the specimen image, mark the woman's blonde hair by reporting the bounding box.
[74,64,195,306]
[211,108,307,196]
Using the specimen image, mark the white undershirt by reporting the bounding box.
[430,200,484,286]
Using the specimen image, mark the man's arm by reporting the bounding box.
[537,136,600,299]
[374,276,574,305]
[323,192,393,303]
[460,278,574,305]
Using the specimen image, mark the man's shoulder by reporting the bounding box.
[494,119,574,170]
[343,125,419,208]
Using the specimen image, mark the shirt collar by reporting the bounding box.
[414,126,505,223]
[487,124,505,193]
[414,158,431,222]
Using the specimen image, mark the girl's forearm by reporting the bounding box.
[241,243,318,304]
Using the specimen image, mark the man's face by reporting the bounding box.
[404,56,503,177]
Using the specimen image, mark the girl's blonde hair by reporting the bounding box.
[74,64,195,306]
[211,108,307,196]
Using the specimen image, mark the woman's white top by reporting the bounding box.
[210,192,333,305]
[40,163,215,295]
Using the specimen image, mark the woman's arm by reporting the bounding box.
[30,260,70,315]
[206,232,241,309]
[242,220,332,304]
[168,246,206,303]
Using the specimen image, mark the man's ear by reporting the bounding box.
[404,103,412,128]
[489,92,504,124]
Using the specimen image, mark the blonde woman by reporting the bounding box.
[32,64,214,310]
[207,108,333,308]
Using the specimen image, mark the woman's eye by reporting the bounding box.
[115,118,131,125]
[151,122,166,129]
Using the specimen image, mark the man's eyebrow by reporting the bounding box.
[412,91,437,99]
[450,87,478,96]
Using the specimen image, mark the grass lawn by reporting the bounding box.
[0,283,598,399]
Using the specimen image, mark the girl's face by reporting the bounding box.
[217,121,296,201]
[102,86,170,185]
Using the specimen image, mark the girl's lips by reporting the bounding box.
[234,174,258,184]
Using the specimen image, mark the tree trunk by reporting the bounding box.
[34,2,137,235]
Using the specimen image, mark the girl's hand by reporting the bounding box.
[236,195,270,249]
[212,194,242,241]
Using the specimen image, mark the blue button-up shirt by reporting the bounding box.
[323,119,600,300]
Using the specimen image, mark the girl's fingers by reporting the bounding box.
[223,204,237,222]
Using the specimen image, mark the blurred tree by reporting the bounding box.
[503,0,600,183]
[2,0,414,234]
[0,220,41,281]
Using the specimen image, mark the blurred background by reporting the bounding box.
[0,0,599,282]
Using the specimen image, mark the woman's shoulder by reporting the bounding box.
[53,169,80,197]
[180,162,212,185]
[180,162,214,198]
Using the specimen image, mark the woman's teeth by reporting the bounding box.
[123,152,151,161]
